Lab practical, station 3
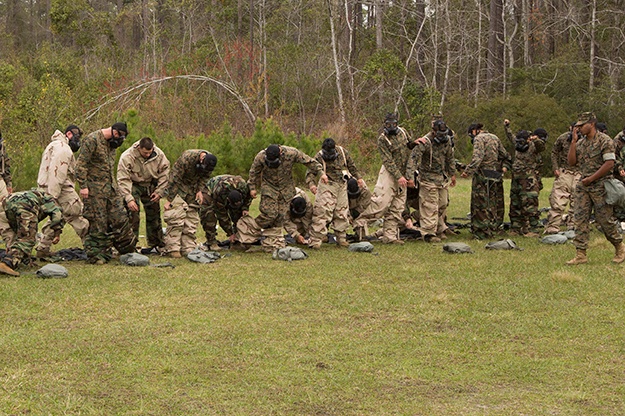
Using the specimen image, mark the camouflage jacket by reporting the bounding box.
[5,189,64,236]
[406,132,456,186]
[37,130,76,199]
[75,130,118,196]
[505,125,545,174]
[0,138,12,188]
[305,146,361,187]
[248,145,322,203]
[202,175,251,235]
[284,187,313,239]
[117,142,171,204]
[613,132,625,174]
[348,185,372,220]
[574,131,615,182]
[551,132,578,173]
[165,150,213,205]
[378,127,412,181]
[464,131,512,177]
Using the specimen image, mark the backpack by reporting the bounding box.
[36,264,69,278]
[119,253,150,266]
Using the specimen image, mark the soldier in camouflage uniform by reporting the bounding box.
[544,124,581,234]
[237,144,324,252]
[566,112,625,265]
[284,187,313,245]
[504,120,546,237]
[461,123,512,240]
[199,174,251,251]
[407,120,456,242]
[117,137,170,251]
[0,130,12,200]
[306,138,363,248]
[76,122,138,264]
[347,178,372,225]
[163,149,217,258]
[353,113,415,244]
[36,125,89,257]
[0,190,64,276]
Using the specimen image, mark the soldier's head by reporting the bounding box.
[347,178,361,199]
[138,137,155,159]
[226,190,244,210]
[383,113,399,136]
[109,122,128,149]
[196,151,217,176]
[467,123,483,143]
[515,130,531,152]
[264,144,282,168]
[321,138,337,161]
[596,122,608,134]
[289,196,307,218]
[575,112,597,136]
[432,120,449,144]
[533,128,548,141]
[65,124,82,152]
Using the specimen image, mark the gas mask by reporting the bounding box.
[383,114,399,136]
[68,132,82,153]
[515,130,530,152]
[109,128,126,149]
[432,120,449,144]
[289,197,307,218]
[321,138,337,161]
[264,145,281,168]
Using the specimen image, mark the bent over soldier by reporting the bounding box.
[306,138,363,248]
[117,137,170,251]
[284,187,313,245]
[238,144,324,252]
[461,123,512,240]
[36,125,89,257]
[163,149,217,258]
[0,190,64,276]
[199,174,251,251]
[75,122,138,264]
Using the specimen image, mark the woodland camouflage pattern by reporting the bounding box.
[200,174,251,243]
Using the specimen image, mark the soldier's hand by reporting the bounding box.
[296,235,306,245]
[461,171,468,178]
[320,174,329,184]
[581,176,592,186]
[415,137,428,145]
[80,188,89,199]
[228,234,237,243]
[195,191,204,205]
[52,235,60,245]
[554,170,560,178]
[450,175,456,187]
[398,176,408,188]
[357,178,366,188]
[620,169,625,177]
[310,185,318,195]
[164,201,172,210]
[502,167,508,174]
[127,200,139,212]
[6,187,12,195]
[504,119,510,126]
[407,180,415,188]
[250,190,257,199]
[150,193,161,203]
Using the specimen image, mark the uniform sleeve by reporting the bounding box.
[154,154,171,197]
[116,153,135,203]
[47,146,72,199]
[378,135,403,181]
[75,136,96,190]
[406,143,425,179]
[164,156,185,202]
[42,195,65,236]
[504,125,515,146]
[498,140,513,170]
[1,142,11,188]
[237,182,252,212]
[551,136,563,171]
[305,152,323,188]
[464,139,486,176]
[295,149,323,177]
[445,144,456,177]
[247,153,265,192]
[343,148,361,179]
[601,136,616,161]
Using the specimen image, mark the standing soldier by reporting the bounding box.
[461,123,512,240]
[199,174,251,251]
[504,119,546,237]
[0,130,12,200]
[566,112,625,265]
[544,124,580,234]
[75,122,138,264]
[36,125,89,257]
[407,119,457,243]
[162,149,217,258]
[306,138,364,248]
[0,190,64,276]
[117,137,170,252]
[284,187,313,245]
[353,113,415,244]
[237,144,324,252]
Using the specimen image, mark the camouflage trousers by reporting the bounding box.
[37,186,89,252]
[353,166,406,243]
[163,195,200,255]
[470,174,505,239]
[545,170,580,233]
[509,172,540,233]
[0,179,11,246]
[199,205,238,245]
[572,180,622,250]
[83,192,138,262]
[418,181,449,237]
[309,181,349,245]
[237,214,285,251]
[2,201,39,267]
[128,183,164,248]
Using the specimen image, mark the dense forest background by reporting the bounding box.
[1,0,625,188]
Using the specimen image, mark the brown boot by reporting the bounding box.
[613,242,625,264]
[0,261,20,277]
[335,232,349,247]
[566,249,588,265]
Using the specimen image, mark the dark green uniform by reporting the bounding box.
[200,175,251,245]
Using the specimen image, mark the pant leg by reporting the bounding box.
[39,188,89,251]
[418,181,439,236]
[382,181,407,243]
[199,204,219,245]
[545,173,572,233]
[436,186,449,234]
[236,215,262,244]
[588,182,622,246]
[309,182,338,245]
[572,184,592,250]
[353,166,397,236]
[180,205,200,255]
[509,176,523,232]
[7,208,38,267]
[109,194,138,255]
[163,195,188,254]
[83,195,114,262]
[142,195,164,248]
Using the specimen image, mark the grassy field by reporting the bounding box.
[2,177,625,415]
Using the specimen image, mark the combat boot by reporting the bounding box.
[0,261,19,276]
[36,248,52,258]
[335,232,349,248]
[612,242,625,264]
[566,249,588,265]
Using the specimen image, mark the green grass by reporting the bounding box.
[2,178,625,415]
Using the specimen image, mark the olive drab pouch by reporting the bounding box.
[272,247,308,261]
[36,264,69,278]
[605,178,625,208]
[443,242,474,254]
[348,242,375,252]
[187,248,221,263]
[485,239,522,250]
[119,253,150,266]
[540,234,568,245]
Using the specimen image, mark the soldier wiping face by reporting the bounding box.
[289,197,307,218]
[321,138,337,161]
[196,152,217,175]
[65,124,83,153]
[109,122,128,149]
[347,178,361,199]
[226,190,244,210]
[264,144,281,168]
[384,113,399,136]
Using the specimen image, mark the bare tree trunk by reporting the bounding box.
[487,0,504,92]
[344,0,356,103]
[328,0,346,124]
[261,0,269,117]
[375,0,383,50]
[474,0,483,105]
[588,0,596,92]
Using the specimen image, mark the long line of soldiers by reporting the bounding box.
[0,111,624,276]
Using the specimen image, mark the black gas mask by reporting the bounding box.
[383,114,399,136]
[321,138,337,161]
[432,120,450,144]
[264,144,281,169]
[109,122,128,149]
[196,152,217,175]
[65,125,83,152]
[515,130,530,152]
[347,178,361,199]
[226,190,244,210]
[289,197,307,218]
